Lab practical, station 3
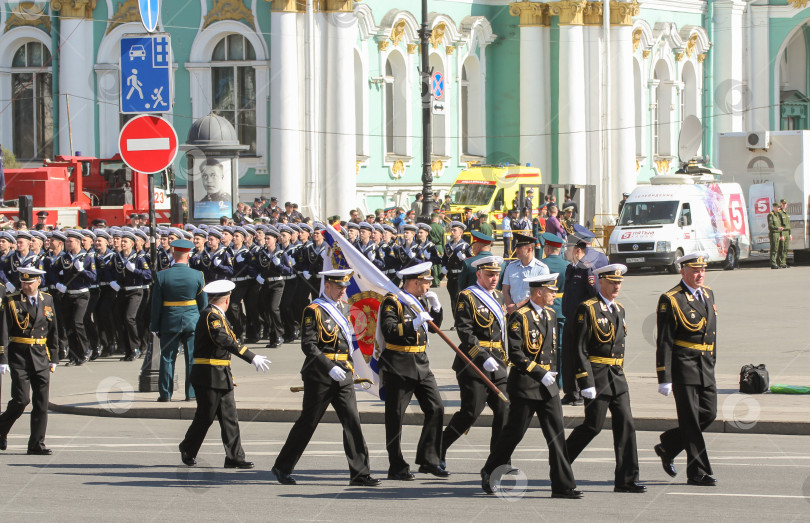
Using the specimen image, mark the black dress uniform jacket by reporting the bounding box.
[506,303,559,401]
[573,296,629,396]
[656,282,717,387]
[378,293,443,380]
[0,291,59,369]
[453,287,507,381]
[300,300,353,386]
[190,304,256,391]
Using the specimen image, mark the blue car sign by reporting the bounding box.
[139,0,159,33]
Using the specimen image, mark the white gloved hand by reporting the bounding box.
[0,364,8,375]
[458,252,466,261]
[236,254,244,263]
[5,282,15,293]
[110,281,121,292]
[251,354,271,372]
[302,271,311,280]
[55,283,67,293]
[125,260,136,272]
[658,383,673,396]
[256,275,265,285]
[441,266,448,275]
[541,371,558,388]
[483,357,499,372]
[272,256,281,266]
[412,311,433,330]
[328,366,347,382]
[423,291,440,311]
[213,257,222,267]
[581,387,597,400]
[49,363,57,373]
[74,258,84,271]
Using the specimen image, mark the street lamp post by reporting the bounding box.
[418,0,433,221]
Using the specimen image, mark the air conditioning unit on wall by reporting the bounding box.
[747,131,770,150]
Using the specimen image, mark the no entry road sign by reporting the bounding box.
[118,115,178,174]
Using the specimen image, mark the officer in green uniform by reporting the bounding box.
[150,239,207,402]
[767,202,784,269]
[428,213,446,285]
[541,232,570,387]
[458,231,501,291]
[778,198,791,269]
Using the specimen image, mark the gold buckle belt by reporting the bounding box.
[10,337,47,345]
[163,300,197,307]
[589,356,624,366]
[526,362,550,372]
[674,340,714,352]
[386,344,426,353]
[194,358,231,366]
[325,353,349,361]
[479,340,503,348]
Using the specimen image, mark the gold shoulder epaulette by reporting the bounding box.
[40,291,51,297]
[306,302,319,310]
[517,305,531,315]
[702,285,712,291]
[582,297,598,307]
[665,285,681,297]
[544,305,555,312]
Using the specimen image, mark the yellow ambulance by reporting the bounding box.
[446,164,543,224]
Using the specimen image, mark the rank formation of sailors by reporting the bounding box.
[0,211,719,496]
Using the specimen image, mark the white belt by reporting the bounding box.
[266,276,284,282]
[67,288,90,295]
[232,276,252,282]
[283,275,295,280]
[124,285,146,291]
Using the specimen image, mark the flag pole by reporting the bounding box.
[428,320,508,403]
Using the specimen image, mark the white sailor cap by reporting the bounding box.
[203,279,235,297]
[526,273,559,289]
[320,269,353,287]
[396,261,433,281]
[593,263,628,281]
[676,251,708,268]
[472,255,504,272]
[18,266,46,282]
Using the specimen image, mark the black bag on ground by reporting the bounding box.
[739,364,769,394]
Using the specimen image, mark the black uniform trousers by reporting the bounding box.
[63,292,90,363]
[179,386,245,461]
[52,293,69,356]
[659,383,716,478]
[383,372,444,474]
[484,396,576,493]
[294,274,313,323]
[137,287,151,354]
[244,282,264,340]
[260,280,285,343]
[280,278,299,339]
[441,373,508,459]
[97,286,118,352]
[119,288,143,358]
[0,352,50,451]
[565,391,640,486]
[274,378,371,479]
[84,287,100,353]
[447,276,460,320]
[226,281,250,339]
[307,275,322,302]
[561,322,579,395]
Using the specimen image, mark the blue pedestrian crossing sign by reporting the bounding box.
[120,34,172,114]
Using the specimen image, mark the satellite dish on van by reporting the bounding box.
[678,115,703,164]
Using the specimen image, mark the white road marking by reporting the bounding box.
[668,493,810,500]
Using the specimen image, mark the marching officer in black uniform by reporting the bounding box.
[111,230,152,361]
[0,267,59,455]
[414,223,442,266]
[380,224,401,284]
[43,231,68,359]
[199,228,233,283]
[226,226,253,342]
[178,280,271,469]
[156,229,173,272]
[378,261,446,480]
[257,227,292,348]
[441,221,471,318]
[94,230,118,357]
[0,230,42,293]
[272,269,380,487]
[442,255,509,465]
[481,273,582,499]
[243,225,264,342]
[278,225,300,341]
[53,229,97,365]
[654,252,718,487]
[565,264,646,493]
[301,223,328,301]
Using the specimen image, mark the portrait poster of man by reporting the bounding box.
[193,157,233,219]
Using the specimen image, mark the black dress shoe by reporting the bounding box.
[480,468,495,494]
[224,458,254,469]
[614,482,647,493]
[27,448,52,455]
[551,488,584,499]
[157,397,170,403]
[387,471,415,481]
[0,433,7,451]
[179,445,196,466]
[561,394,578,406]
[89,351,100,361]
[272,467,296,485]
[687,474,717,486]
[654,444,677,478]
[349,474,382,487]
[418,464,450,477]
[265,341,282,349]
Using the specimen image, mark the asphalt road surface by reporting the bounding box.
[1,413,808,521]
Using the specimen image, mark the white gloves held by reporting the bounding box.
[541,371,558,388]
[55,283,67,293]
[272,256,281,266]
[256,275,265,285]
[251,355,271,372]
[412,311,433,330]
[125,260,136,272]
[5,282,15,293]
[458,252,466,261]
[0,364,8,375]
[302,271,311,280]
[213,257,222,267]
[441,266,448,275]
[581,387,597,400]
[235,254,244,263]
[74,258,84,271]
[50,363,57,373]
[328,366,347,382]
[658,383,673,396]
[423,291,440,311]
[110,281,121,292]
[483,357,499,372]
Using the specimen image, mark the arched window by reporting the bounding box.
[211,34,256,153]
[384,52,407,157]
[11,41,52,160]
[461,57,483,157]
